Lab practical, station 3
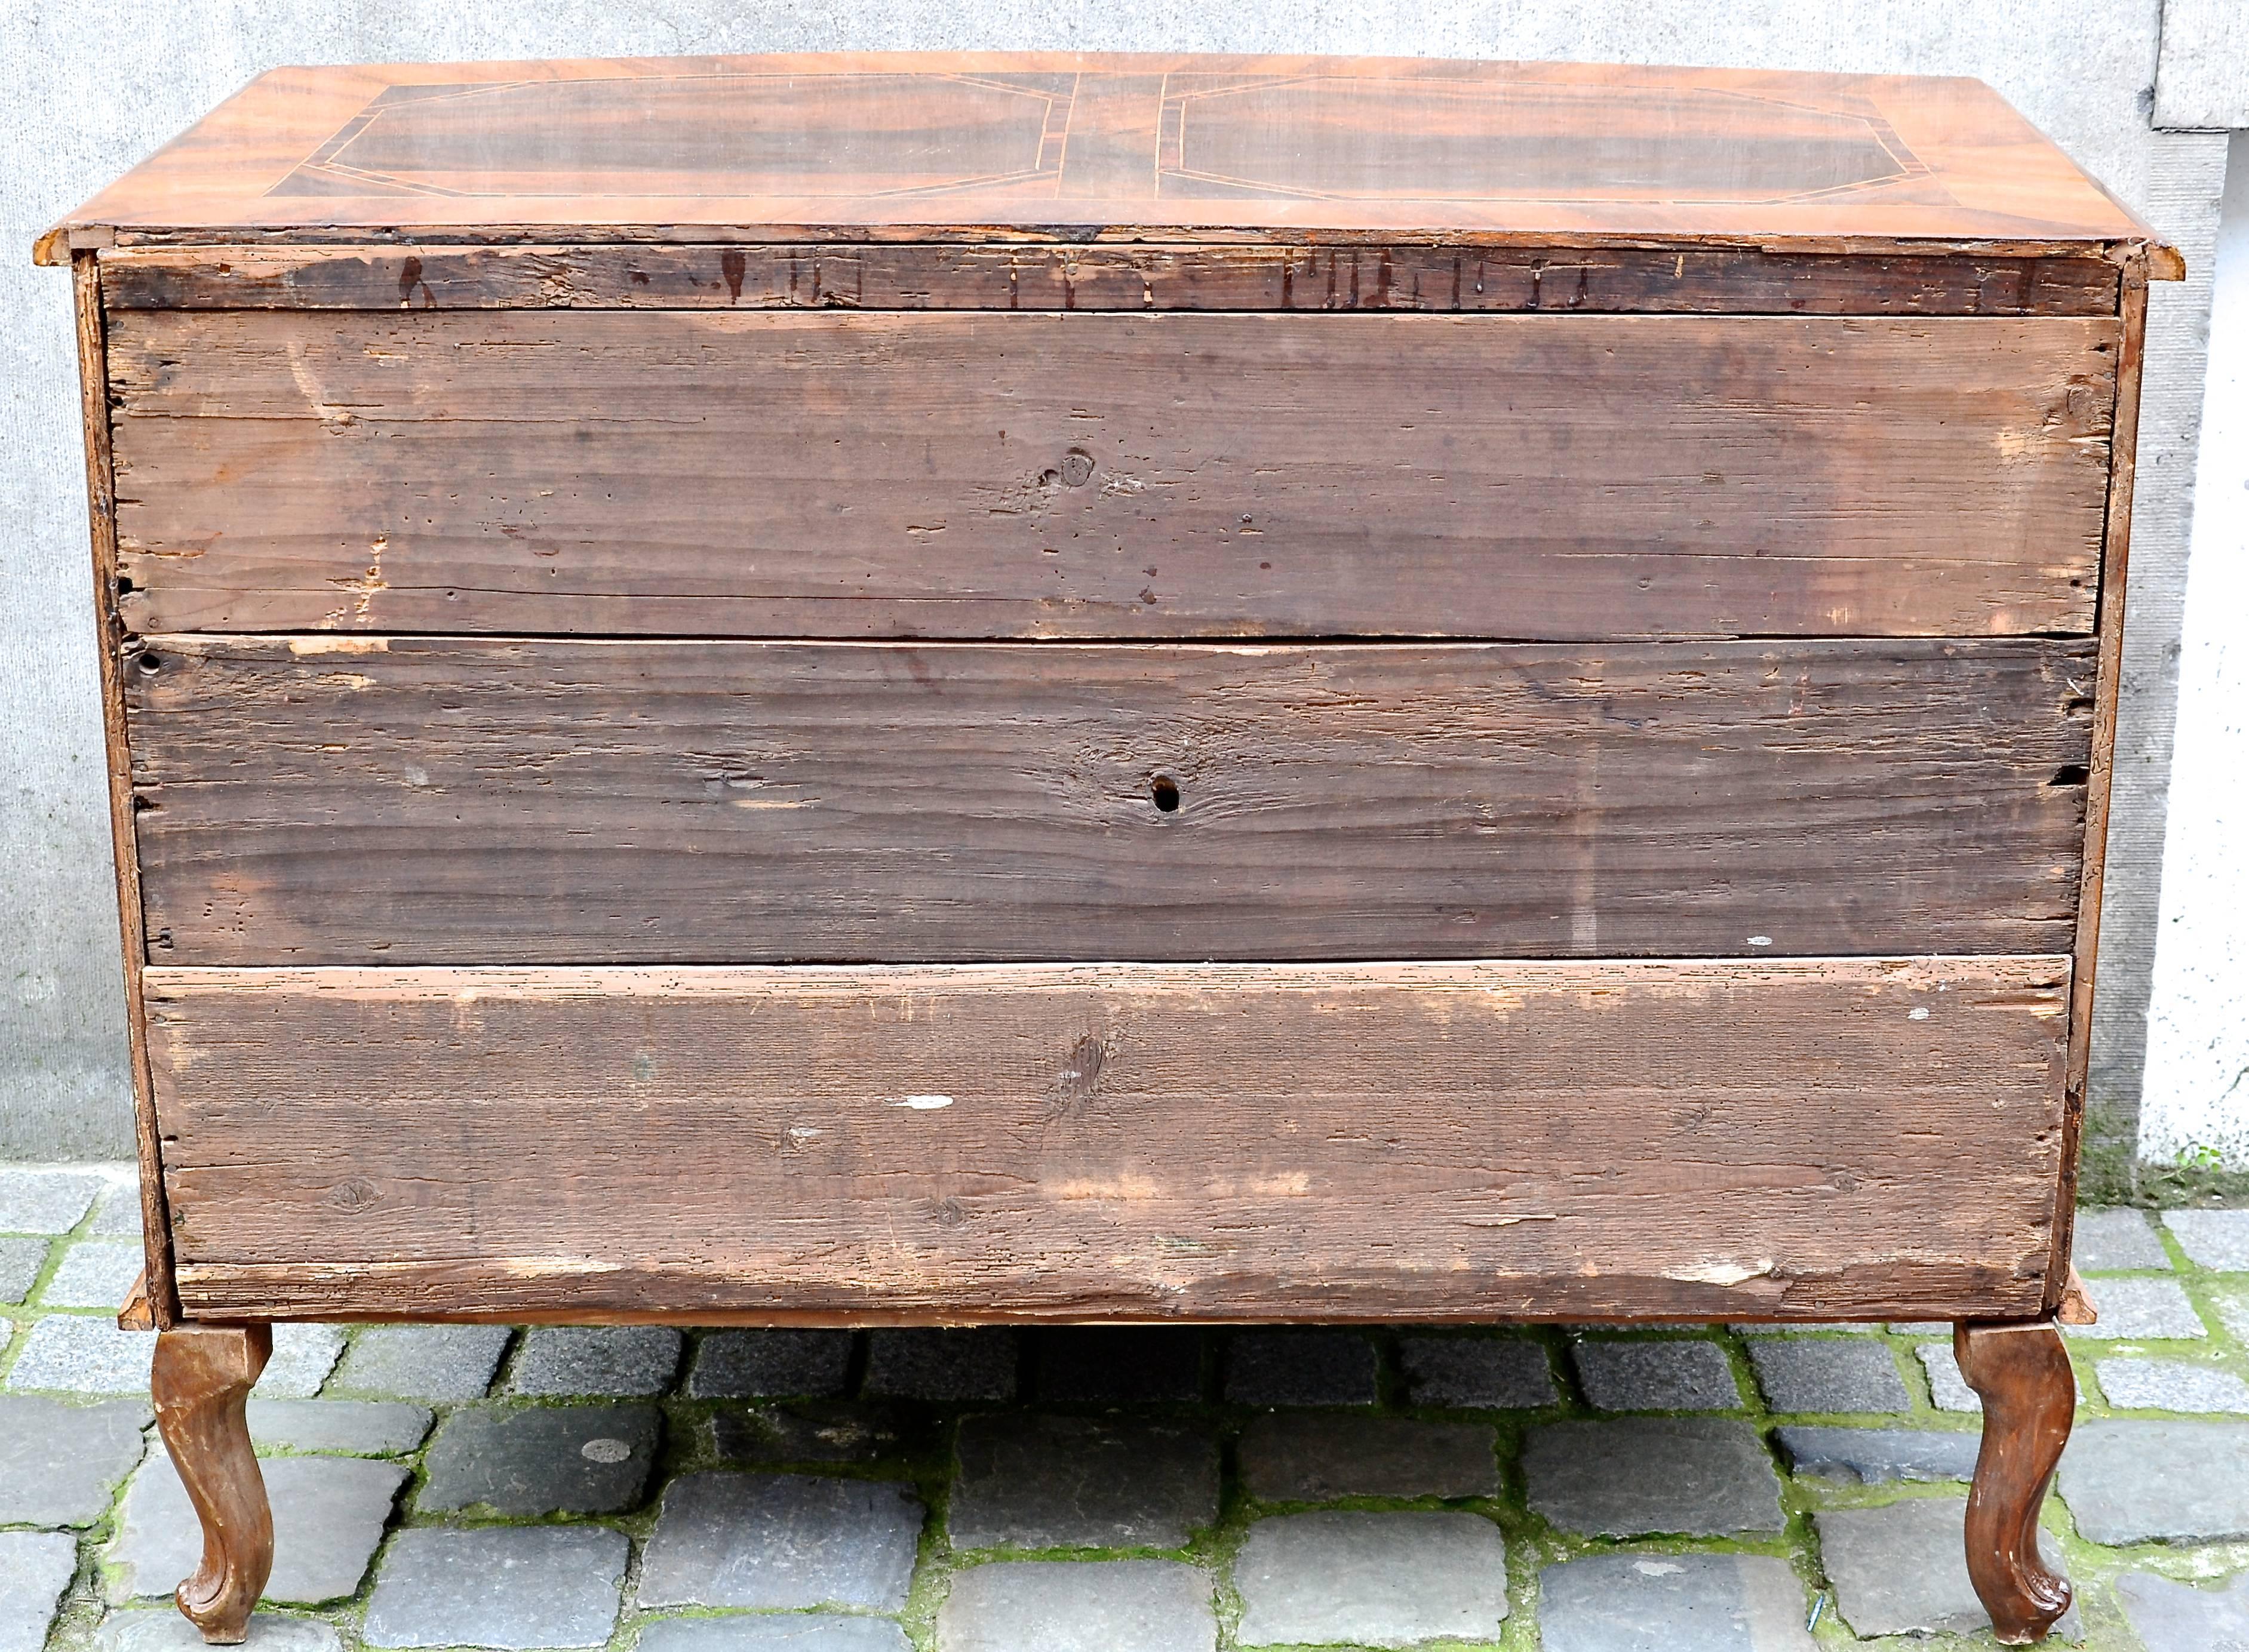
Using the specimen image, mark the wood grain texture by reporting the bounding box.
[97,243,2122,316]
[72,254,180,1328]
[2048,272,2150,1307]
[1957,1321,2076,1644]
[105,310,2117,641]
[125,636,2094,967]
[35,54,2177,263]
[152,1324,272,1645]
[146,956,2071,1323]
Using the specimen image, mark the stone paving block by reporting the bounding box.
[712,1404,927,1466]
[1538,1552,1815,1652]
[1028,1327,1204,1403]
[1747,1336,1910,1414]
[0,1237,49,1305]
[936,1559,1215,1652]
[247,1398,433,1456]
[253,1324,348,1399]
[863,1328,1018,1402]
[2076,1207,2173,1271]
[1914,1340,1982,1412]
[363,1525,627,1650]
[506,1325,682,1396]
[2166,1209,2249,1272]
[640,1471,923,1611]
[687,1330,854,1399]
[0,1531,78,1652]
[98,1610,342,1652]
[2060,1420,2249,1543]
[1816,1498,2079,1641]
[2066,1275,2208,1339]
[640,1620,911,1652]
[2116,1569,2249,1652]
[1887,1321,1950,1334]
[1234,1511,1508,1648]
[2217,1291,2249,1346]
[7,1315,153,1393]
[0,1168,104,1234]
[418,1402,660,1515]
[1773,1425,1979,1483]
[111,1453,405,1604]
[39,1241,143,1309]
[1523,1419,1786,1537]
[0,1394,150,1525]
[85,1186,145,1239]
[1399,1334,1557,1409]
[2096,1358,2249,1413]
[1572,1337,1741,1412]
[1238,1412,1500,1502]
[950,1413,1218,1549]
[325,1324,512,1402]
[1729,1322,1861,1334]
[1224,1330,1378,1407]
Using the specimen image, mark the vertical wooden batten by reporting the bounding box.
[2047,259,2153,1310]
[73,250,179,1330]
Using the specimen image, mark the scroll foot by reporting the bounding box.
[152,1324,274,1644]
[1956,1319,2074,1645]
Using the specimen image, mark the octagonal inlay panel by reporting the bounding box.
[1164,77,1925,204]
[274,73,1073,199]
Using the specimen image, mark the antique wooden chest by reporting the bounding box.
[41,52,2179,1643]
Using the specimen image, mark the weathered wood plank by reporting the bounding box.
[72,254,180,1328]
[106,310,2116,639]
[125,636,2094,966]
[97,243,2122,315]
[147,955,2072,1323]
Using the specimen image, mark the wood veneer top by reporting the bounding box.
[37,53,2179,269]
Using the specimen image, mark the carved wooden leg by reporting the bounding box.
[152,1324,274,1645]
[1956,1319,2074,1645]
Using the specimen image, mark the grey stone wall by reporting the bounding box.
[0,1,2227,1156]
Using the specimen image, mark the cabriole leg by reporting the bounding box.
[1955,1319,2074,1645]
[152,1324,274,1644]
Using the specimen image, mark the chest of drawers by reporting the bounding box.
[42,52,2178,1645]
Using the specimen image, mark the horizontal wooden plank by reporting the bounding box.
[125,636,2094,966]
[147,956,2072,1322]
[97,244,2122,315]
[106,310,2115,639]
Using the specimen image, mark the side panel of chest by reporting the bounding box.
[106,309,2115,639]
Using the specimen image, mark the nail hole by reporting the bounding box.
[2050,764,2090,787]
[136,653,161,675]
[1150,776,1181,813]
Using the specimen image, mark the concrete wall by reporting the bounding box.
[0,1,2229,1158]
[2142,130,2249,1167]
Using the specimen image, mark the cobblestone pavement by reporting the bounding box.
[7,1168,2249,1651]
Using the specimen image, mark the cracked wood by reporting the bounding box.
[124,636,2093,966]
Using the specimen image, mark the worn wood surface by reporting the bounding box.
[106,310,2117,641]
[152,1324,272,1645]
[146,956,2070,1322]
[35,54,2177,265]
[2048,272,2151,1308]
[1957,1321,2076,1644]
[125,636,2093,966]
[97,242,2122,315]
[72,254,180,1328]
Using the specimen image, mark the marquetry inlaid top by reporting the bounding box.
[38,53,2177,266]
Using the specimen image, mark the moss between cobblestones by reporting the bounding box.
[21,1207,2249,1652]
